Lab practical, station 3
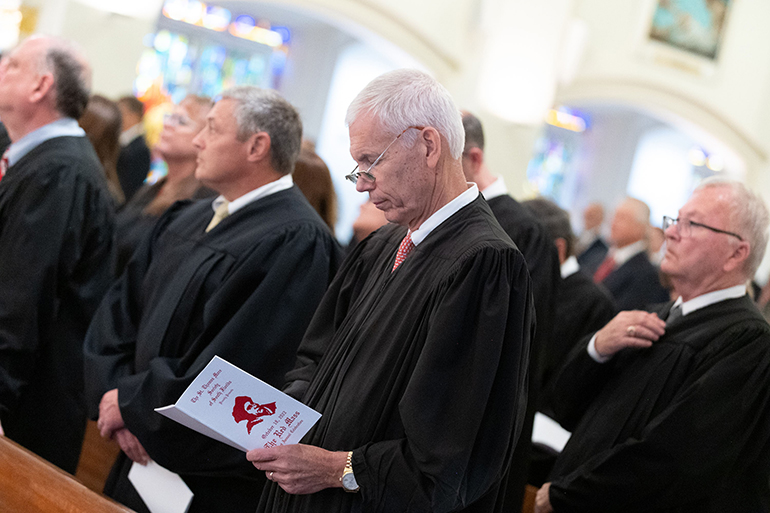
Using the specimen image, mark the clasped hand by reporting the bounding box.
[594,310,666,358]
[97,388,150,464]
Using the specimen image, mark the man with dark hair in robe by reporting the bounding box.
[0,35,115,472]
[84,86,341,513]
[535,178,770,512]
[521,197,615,417]
[248,69,533,513]
[461,111,560,510]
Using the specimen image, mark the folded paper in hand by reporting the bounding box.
[156,356,321,452]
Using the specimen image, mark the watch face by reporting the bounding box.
[342,471,359,491]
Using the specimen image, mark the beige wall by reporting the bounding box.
[28,0,770,200]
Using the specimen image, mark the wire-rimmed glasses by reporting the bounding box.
[345,126,425,185]
[662,216,743,241]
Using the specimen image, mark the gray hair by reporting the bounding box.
[345,69,465,159]
[219,86,302,175]
[36,37,92,120]
[695,176,770,277]
[462,111,485,152]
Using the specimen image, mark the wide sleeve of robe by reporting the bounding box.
[0,162,113,420]
[84,202,340,477]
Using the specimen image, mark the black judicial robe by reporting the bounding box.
[114,178,214,276]
[0,135,115,472]
[258,196,534,513]
[487,194,561,508]
[601,251,669,311]
[549,295,770,512]
[539,270,616,416]
[84,186,341,513]
[116,135,151,202]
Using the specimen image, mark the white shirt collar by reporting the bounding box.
[610,240,647,267]
[410,184,479,246]
[561,255,580,278]
[672,284,747,316]
[119,123,144,147]
[6,118,85,167]
[211,174,294,215]
[480,176,508,201]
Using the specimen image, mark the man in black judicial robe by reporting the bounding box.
[84,87,340,513]
[248,69,533,513]
[521,198,616,418]
[116,96,151,202]
[462,112,561,509]
[535,179,770,513]
[0,36,115,472]
[594,197,669,311]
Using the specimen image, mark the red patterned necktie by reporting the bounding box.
[593,255,616,283]
[392,233,415,272]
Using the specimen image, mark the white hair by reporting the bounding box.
[345,69,465,159]
[696,176,770,277]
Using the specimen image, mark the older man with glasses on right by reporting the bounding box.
[535,177,770,513]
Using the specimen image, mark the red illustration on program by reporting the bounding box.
[232,397,277,434]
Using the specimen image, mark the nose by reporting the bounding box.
[356,178,373,193]
[664,222,679,240]
[192,131,203,149]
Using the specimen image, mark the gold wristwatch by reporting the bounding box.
[340,451,359,492]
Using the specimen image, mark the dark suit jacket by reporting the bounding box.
[117,135,151,202]
[577,237,609,277]
[601,251,669,311]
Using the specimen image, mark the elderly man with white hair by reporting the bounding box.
[536,178,770,512]
[248,69,534,513]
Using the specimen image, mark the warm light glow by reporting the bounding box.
[0,0,22,51]
[545,108,587,132]
[706,154,724,171]
[688,147,707,167]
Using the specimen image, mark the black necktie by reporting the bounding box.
[666,304,683,325]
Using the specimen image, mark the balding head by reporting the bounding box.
[583,202,604,231]
[0,36,91,139]
[610,197,650,248]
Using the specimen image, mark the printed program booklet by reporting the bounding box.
[155,355,321,452]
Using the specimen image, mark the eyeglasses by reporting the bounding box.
[345,126,424,185]
[163,112,194,128]
[662,216,743,241]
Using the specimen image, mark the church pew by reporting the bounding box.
[0,435,133,512]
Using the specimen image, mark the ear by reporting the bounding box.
[421,127,442,169]
[245,132,271,163]
[723,240,750,273]
[554,237,568,264]
[29,72,55,104]
[465,147,484,174]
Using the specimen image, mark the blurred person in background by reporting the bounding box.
[292,143,337,234]
[114,94,214,275]
[592,197,669,311]
[79,94,125,206]
[116,95,151,202]
[0,122,9,153]
[576,202,608,276]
